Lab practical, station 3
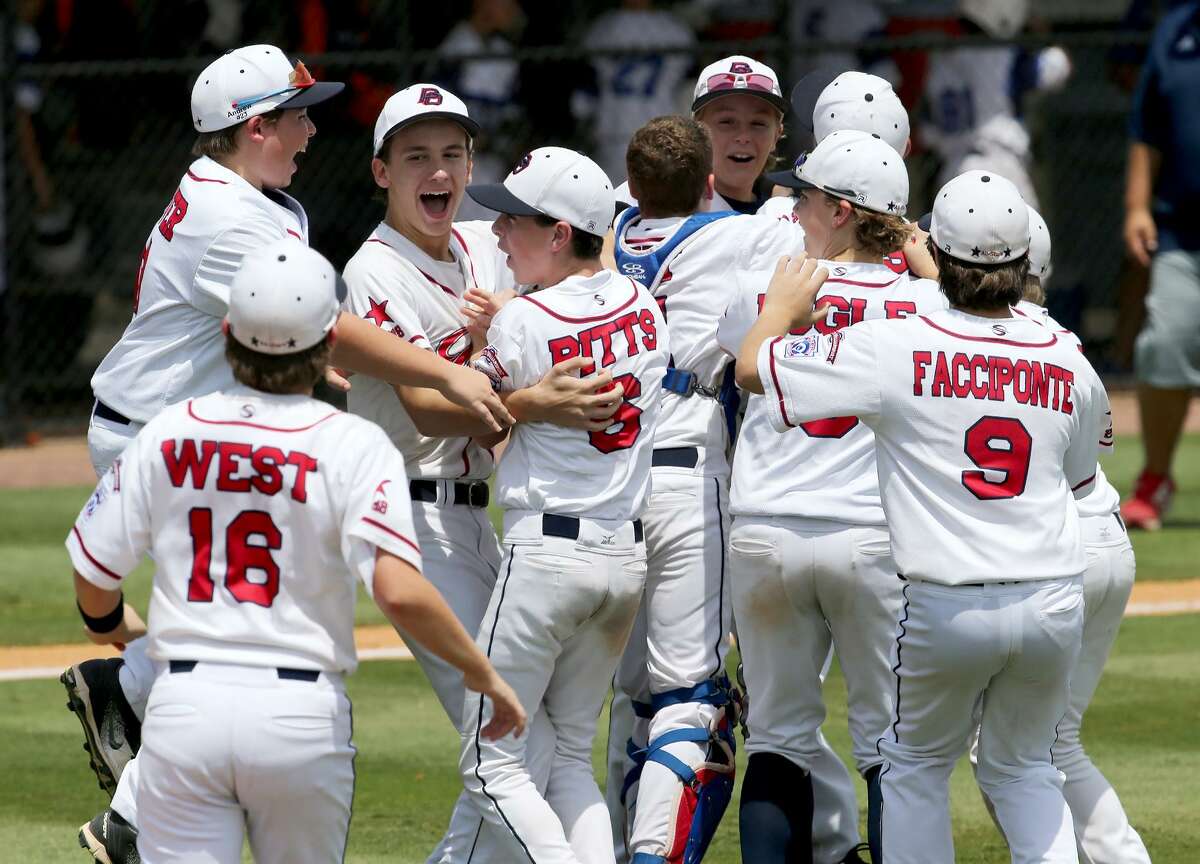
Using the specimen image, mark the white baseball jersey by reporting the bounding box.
[718,258,946,522]
[341,220,513,480]
[758,308,1111,584]
[474,270,668,521]
[91,157,308,422]
[615,210,804,464]
[1014,300,1120,520]
[581,9,694,181]
[66,386,421,674]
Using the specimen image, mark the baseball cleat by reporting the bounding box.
[78,808,139,864]
[61,659,141,797]
[1120,470,1175,531]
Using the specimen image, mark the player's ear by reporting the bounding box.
[704,173,716,200]
[221,319,231,336]
[902,137,913,159]
[552,222,572,254]
[371,157,390,190]
[833,199,853,229]
[243,115,267,144]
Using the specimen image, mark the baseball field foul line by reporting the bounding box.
[3,585,1197,683]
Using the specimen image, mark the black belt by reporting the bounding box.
[93,400,131,425]
[409,479,489,508]
[169,659,319,682]
[651,447,698,469]
[542,513,644,543]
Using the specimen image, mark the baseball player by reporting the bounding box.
[462,147,667,864]
[579,0,695,182]
[608,116,807,864]
[605,57,865,864]
[965,207,1150,864]
[736,172,1111,864]
[716,130,945,864]
[62,45,512,863]
[69,239,525,864]
[341,84,623,864]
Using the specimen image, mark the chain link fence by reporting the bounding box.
[0,1,1160,442]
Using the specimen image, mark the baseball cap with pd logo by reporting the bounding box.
[227,239,345,355]
[373,84,481,156]
[692,55,788,115]
[920,170,1030,265]
[468,147,616,238]
[766,129,909,216]
[191,44,344,133]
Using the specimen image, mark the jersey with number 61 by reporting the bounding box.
[473,270,668,521]
[758,308,1111,584]
[66,386,421,674]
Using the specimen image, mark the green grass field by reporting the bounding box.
[2,434,1199,861]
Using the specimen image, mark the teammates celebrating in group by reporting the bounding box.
[61,38,1147,864]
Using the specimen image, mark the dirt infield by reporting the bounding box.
[4,392,1200,491]
[2,581,1198,680]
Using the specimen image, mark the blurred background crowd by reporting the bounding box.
[0,0,1190,441]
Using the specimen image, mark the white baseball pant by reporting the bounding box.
[462,511,645,864]
[136,661,354,864]
[969,514,1150,864]
[620,469,733,861]
[878,576,1084,864]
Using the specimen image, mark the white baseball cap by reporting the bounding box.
[920,170,1030,264]
[227,239,345,355]
[467,147,615,237]
[1027,204,1052,279]
[813,71,910,155]
[191,44,344,133]
[372,83,481,156]
[692,55,787,115]
[766,129,909,216]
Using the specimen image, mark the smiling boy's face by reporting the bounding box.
[695,94,782,198]
[373,119,473,243]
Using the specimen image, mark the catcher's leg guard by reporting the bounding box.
[628,678,741,864]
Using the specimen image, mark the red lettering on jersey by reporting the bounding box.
[757,293,809,336]
[811,295,867,334]
[885,300,917,320]
[549,333,584,365]
[638,308,658,351]
[158,189,189,241]
[437,326,473,365]
[912,351,932,395]
[134,239,151,313]
[582,320,620,367]
[224,510,282,607]
[614,311,641,356]
[163,439,218,488]
[286,451,319,502]
[914,352,1075,414]
[418,87,444,105]
[250,446,285,496]
[216,442,253,493]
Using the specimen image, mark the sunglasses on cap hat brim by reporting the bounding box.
[466,183,545,219]
[375,112,482,155]
[693,73,788,114]
[231,60,345,114]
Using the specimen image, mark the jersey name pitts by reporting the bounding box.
[546,308,658,374]
[911,351,1075,414]
[162,439,319,501]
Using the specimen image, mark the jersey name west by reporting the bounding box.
[911,350,1075,413]
[161,439,318,502]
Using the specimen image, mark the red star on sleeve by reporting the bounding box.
[364,297,394,327]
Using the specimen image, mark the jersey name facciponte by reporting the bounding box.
[910,344,1076,414]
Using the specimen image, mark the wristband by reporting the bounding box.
[78,594,124,634]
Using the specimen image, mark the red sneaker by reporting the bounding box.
[1120,471,1175,531]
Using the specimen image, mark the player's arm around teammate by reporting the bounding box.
[70,241,522,864]
[738,173,1112,864]
[454,148,667,864]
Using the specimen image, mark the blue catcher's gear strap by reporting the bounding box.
[650,677,731,713]
[614,206,738,290]
[621,736,648,806]
[631,855,668,864]
[645,728,713,787]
